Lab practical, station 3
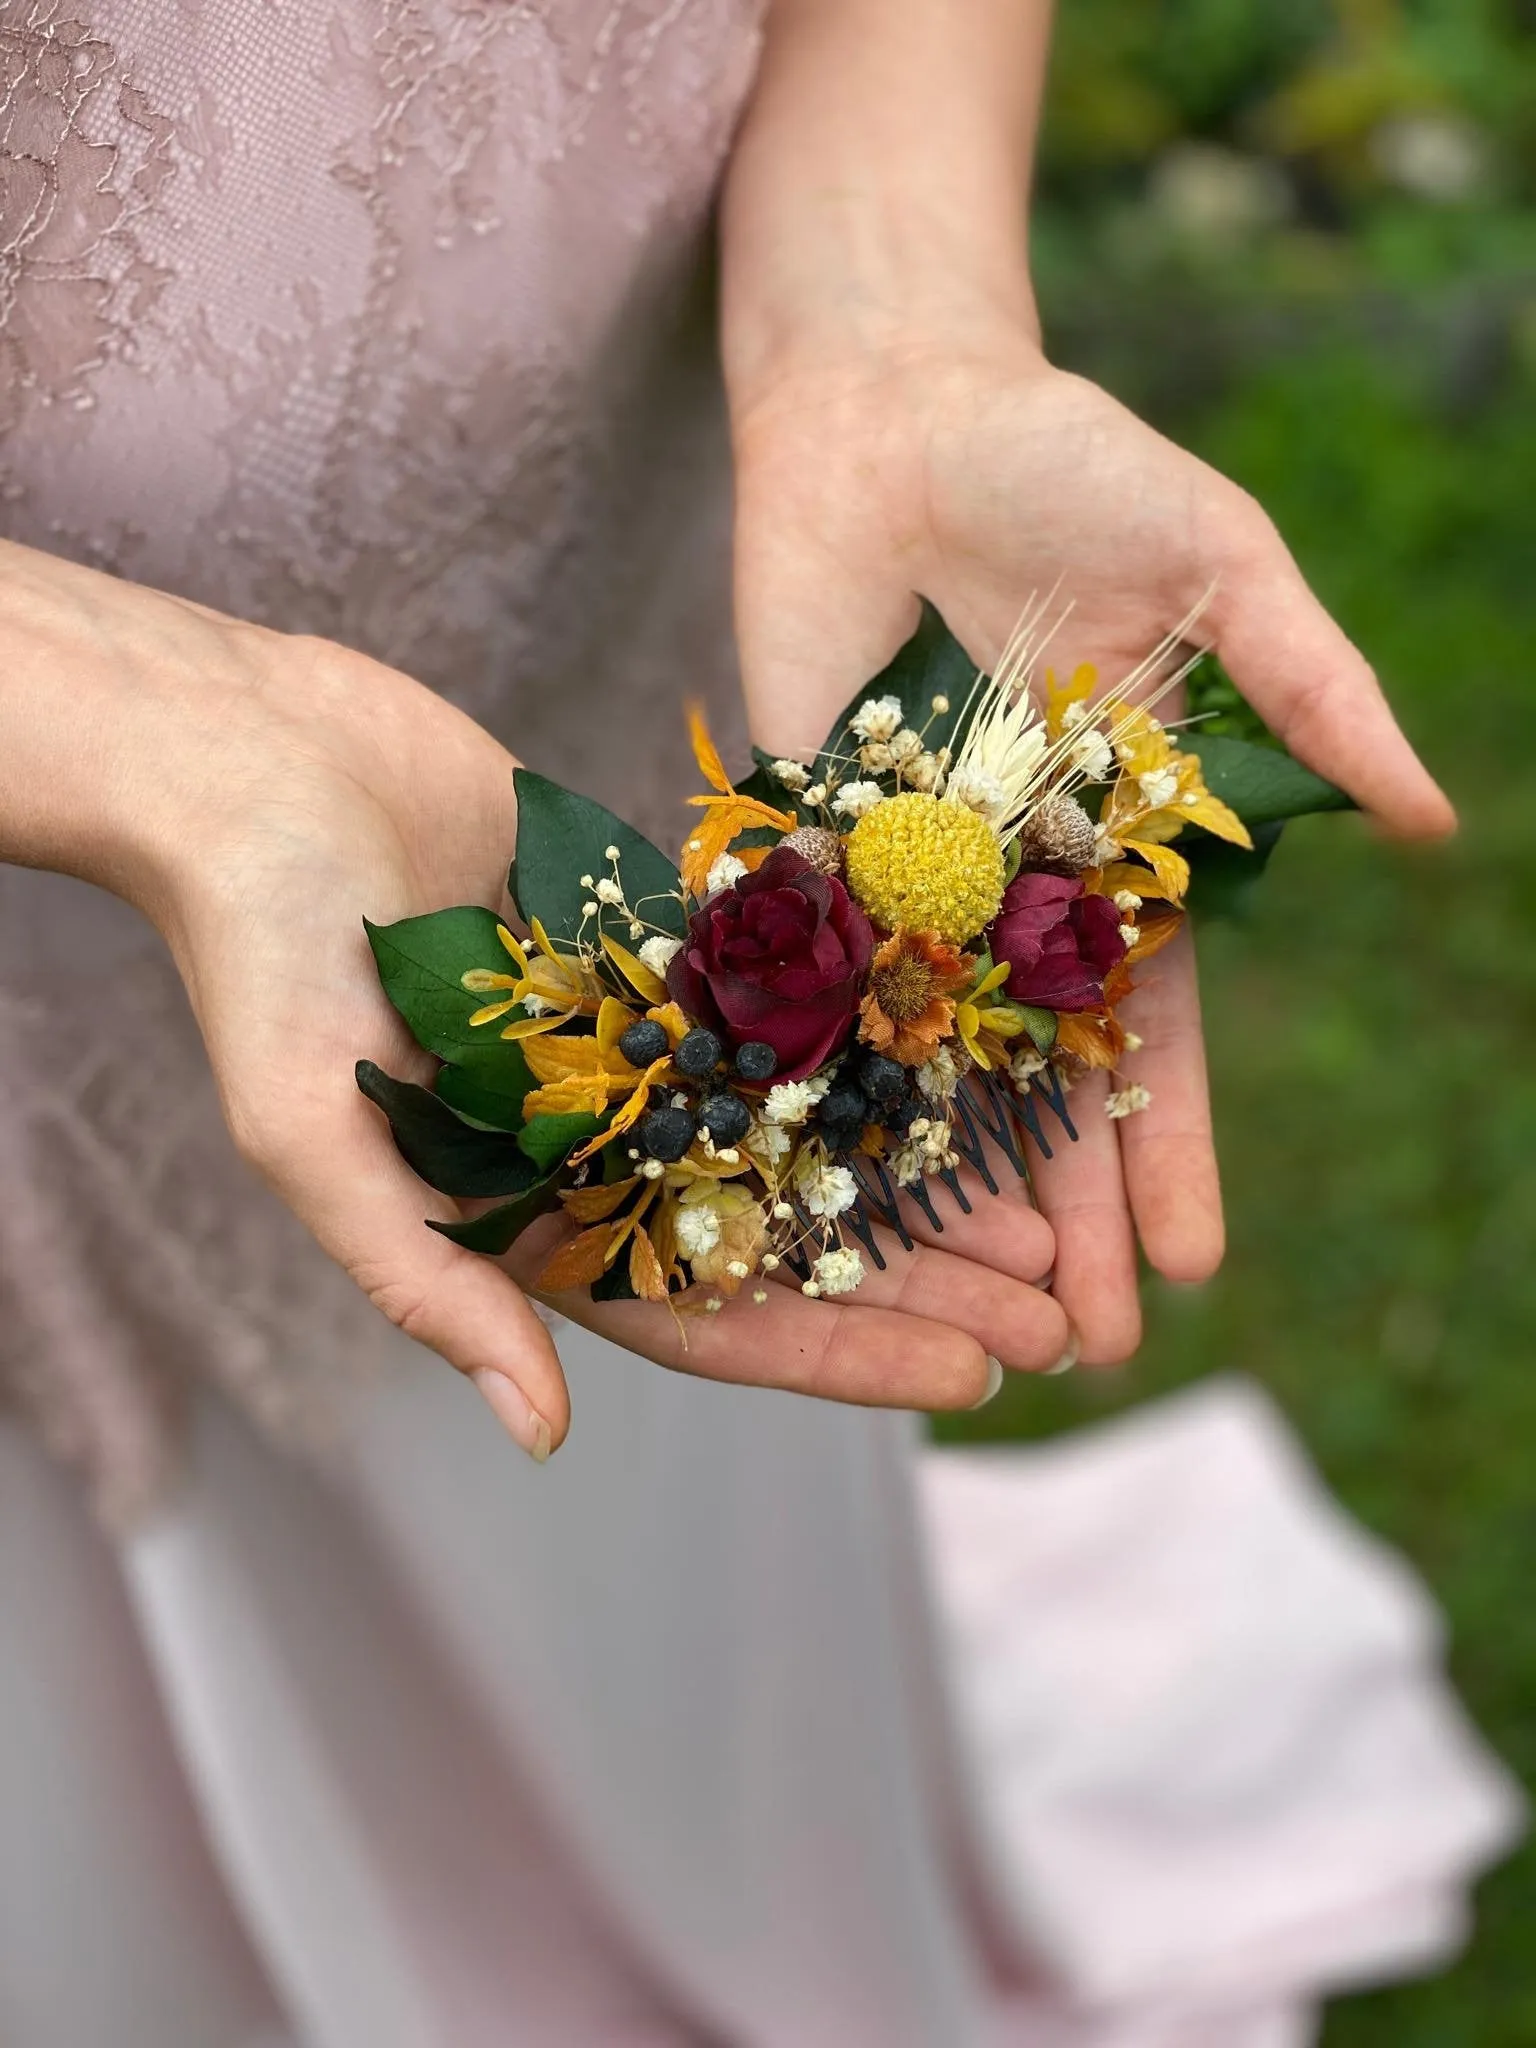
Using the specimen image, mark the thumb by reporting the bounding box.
[1209,506,1455,839]
[252,1094,570,1462]
[733,506,921,758]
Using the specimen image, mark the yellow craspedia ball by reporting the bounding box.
[845,793,1006,944]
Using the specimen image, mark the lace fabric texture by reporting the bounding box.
[0,0,764,1523]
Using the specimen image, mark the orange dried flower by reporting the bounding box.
[858,930,971,1066]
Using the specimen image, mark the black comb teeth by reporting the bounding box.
[778,1068,1075,1281]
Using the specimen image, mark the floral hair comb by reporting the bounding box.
[359,602,1348,1311]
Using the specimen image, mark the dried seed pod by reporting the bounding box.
[1012,794,1098,875]
[782,824,847,877]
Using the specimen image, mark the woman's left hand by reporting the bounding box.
[726,323,1453,1364]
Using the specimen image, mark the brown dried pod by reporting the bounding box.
[782,824,847,877]
[1012,793,1098,875]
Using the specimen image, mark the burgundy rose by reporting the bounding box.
[987,871,1127,1013]
[667,846,875,1080]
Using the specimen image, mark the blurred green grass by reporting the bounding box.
[937,5,1536,2039]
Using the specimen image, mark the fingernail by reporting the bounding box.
[968,1355,1006,1410]
[1044,1334,1079,1377]
[471,1369,552,1463]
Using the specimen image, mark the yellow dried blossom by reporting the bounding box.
[845,793,1005,944]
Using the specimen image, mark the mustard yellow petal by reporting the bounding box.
[495,925,530,975]
[467,997,522,1027]
[601,933,669,1005]
[498,1007,577,1041]
[596,995,638,1056]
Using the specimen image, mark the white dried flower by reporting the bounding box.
[1093,826,1121,865]
[752,1288,769,1304]
[761,1253,781,1271]
[801,1281,822,1299]
[746,1120,792,1170]
[705,852,748,894]
[891,1141,924,1188]
[1137,767,1179,810]
[628,920,645,939]
[858,740,896,773]
[725,1259,750,1279]
[850,695,904,743]
[903,750,944,793]
[638,934,682,978]
[604,844,621,860]
[811,1247,865,1296]
[1118,921,1139,948]
[1105,1084,1153,1120]
[769,758,811,791]
[581,899,599,917]
[1009,1045,1047,1085]
[1067,726,1114,783]
[831,779,885,821]
[764,1078,826,1125]
[1113,889,1142,912]
[888,727,923,766]
[705,1297,724,1314]
[931,694,950,714]
[1123,1030,1144,1053]
[915,1045,961,1102]
[521,993,559,1017]
[944,764,1010,820]
[641,1157,666,1180]
[594,877,624,906]
[580,873,595,888]
[803,783,828,807]
[674,1204,723,1258]
[794,1157,858,1219]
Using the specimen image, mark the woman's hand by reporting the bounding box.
[1,543,1071,1456]
[723,0,1454,1363]
[727,332,1452,1362]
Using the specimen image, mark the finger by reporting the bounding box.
[258,1095,570,1461]
[1115,925,1224,1284]
[895,1158,1056,1285]
[1209,506,1455,839]
[1025,1068,1141,1366]
[845,1220,1073,1373]
[505,1214,992,1410]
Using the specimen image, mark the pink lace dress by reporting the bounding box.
[0,8,1518,2045]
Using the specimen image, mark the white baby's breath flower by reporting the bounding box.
[794,1156,858,1219]
[831,779,885,821]
[641,1157,666,1179]
[628,920,645,939]
[1137,767,1179,810]
[858,740,895,773]
[888,727,923,766]
[746,1120,792,1170]
[803,782,828,807]
[1093,825,1122,865]
[811,1247,865,1296]
[1068,727,1114,782]
[1113,889,1142,912]
[1009,1045,1047,1085]
[1118,921,1139,948]
[850,695,904,743]
[521,994,558,1017]
[769,758,811,791]
[705,1297,724,1314]
[705,852,748,894]
[800,1281,821,1298]
[1123,1030,1144,1054]
[1105,1084,1153,1120]
[915,1045,960,1102]
[581,899,599,917]
[763,1077,827,1125]
[944,764,1010,820]
[604,844,621,860]
[638,934,682,978]
[725,1259,750,1279]
[891,1141,925,1188]
[594,877,624,906]
[903,750,944,793]
[931,694,950,714]
[674,1204,723,1258]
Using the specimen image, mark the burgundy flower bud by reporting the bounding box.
[667,846,874,1081]
[987,870,1127,1013]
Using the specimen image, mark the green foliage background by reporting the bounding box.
[938,4,1536,2040]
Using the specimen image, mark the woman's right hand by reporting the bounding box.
[1,543,1073,1457]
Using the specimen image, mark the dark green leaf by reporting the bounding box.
[1180,733,1353,825]
[591,1260,638,1301]
[1185,820,1285,919]
[427,1178,561,1255]
[365,907,522,1068]
[517,1110,610,1172]
[435,1048,534,1131]
[355,1061,543,1198]
[813,601,981,783]
[509,769,683,949]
